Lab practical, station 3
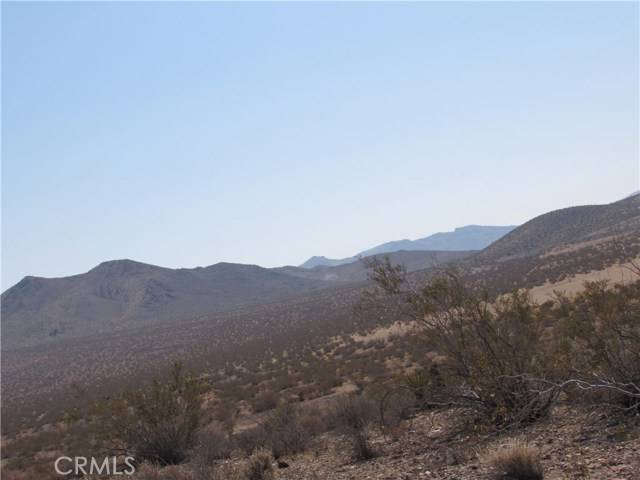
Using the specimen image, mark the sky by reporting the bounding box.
[2,2,639,291]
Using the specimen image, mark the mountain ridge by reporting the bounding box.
[0,259,328,349]
[3,196,637,351]
[1,250,469,350]
[301,224,516,268]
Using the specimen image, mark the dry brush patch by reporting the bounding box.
[485,442,544,480]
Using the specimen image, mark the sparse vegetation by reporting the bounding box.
[486,443,544,480]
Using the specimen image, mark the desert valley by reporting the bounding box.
[2,4,639,478]
[1,193,639,480]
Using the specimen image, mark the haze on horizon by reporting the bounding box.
[2,2,638,291]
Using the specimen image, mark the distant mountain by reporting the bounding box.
[359,225,517,256]
[299,256,352,269]
[1,259,329,349]
[279,250,474,284]
[2,247,477,350]
[300,225,516,268]
[477,194,640,263]
[5,196,636,352]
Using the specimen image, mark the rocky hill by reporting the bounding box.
[1,259,329,350]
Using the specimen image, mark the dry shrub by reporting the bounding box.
[366,384,416,433]
[329,395,377,460]
[234,426,267,456]
[191,424,233,465]
[234,403,318,458]
[261,403,312,458]
[350,428,376,461]
[251,391,278,413]
[328,395,376,431]
[487,443,544,480]
[295,405,326,437]
[245,448,275,480]
[95,362,207,465]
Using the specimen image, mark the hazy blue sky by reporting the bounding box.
[2,2,638,290]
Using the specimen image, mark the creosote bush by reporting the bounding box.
[95,362,207,465]
[487,443,544,480]
[555,280,640,411]
[365,261,555,427]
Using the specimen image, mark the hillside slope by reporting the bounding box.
[477,194,640,263]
